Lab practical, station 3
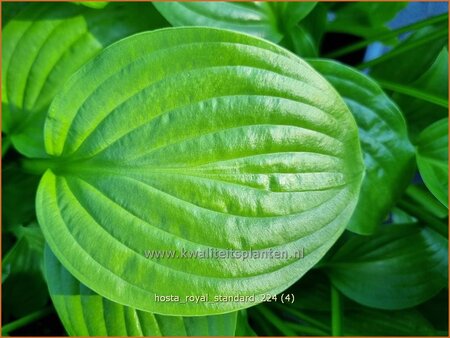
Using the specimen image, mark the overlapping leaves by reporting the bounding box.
[37,27,364,315]
[309,59,415,235]
[45,246,238,336]
[325,224,447,310]
[2,2,167,157]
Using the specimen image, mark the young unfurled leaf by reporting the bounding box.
[416,118,448,208]
[309,59,415,235]
[2,2,168,157]
[154,2,317,43]
[44,246,238,336]
[325,224,448,310]
[36,27,364,315]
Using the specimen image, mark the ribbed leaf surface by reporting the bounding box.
[36,27,364,315]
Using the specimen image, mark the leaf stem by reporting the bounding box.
[2,307,53,335]
[325,13,448,58]
[331,284,342,336]
[376,79,448,108]
[357,28,448,70]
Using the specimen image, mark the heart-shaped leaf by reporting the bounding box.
[416,118,448,207]
[154,2,316,43]
[325,224,448,310]
[2,2,167,157]
[309,59,415,235]
[36,27,364,315]
[44,246,238,336]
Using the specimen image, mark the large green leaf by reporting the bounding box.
[153,2,317,43]
[391,48,448,137]
[44,246,238,336]
[2,224,48,318]
[416,118,448,207]
[36,27,364,315]
[309,59,415,235]
[2,2,167,157]
[325,224,448,310]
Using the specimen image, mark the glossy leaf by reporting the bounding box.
[309,59,415,235]
[326,224,448,310]
[343,303,439,336]
[44,246,238,336]
[272,2,317,29]
[2,2,168,157]
[2,224,48,318]
[282,3,327,58]
[36,27,364,315]
[393,48,448,138]
[2,2,29,26]
[416,118,448,207]
[327,2,407,38]
[154,2,317,43]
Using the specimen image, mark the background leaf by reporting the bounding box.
[44,246,238,336]
[416,118,448,207]
[2,2,168,157]
[75,2,109,9]
[327,2,407,39]
[154,2,317,45]
[309,59,415,235]
[368,21,448,83]
[36,27,364,315]
[325,224,448,310]
[390,48,448,138]
[271,2,317,30]
[2,224,48,319]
